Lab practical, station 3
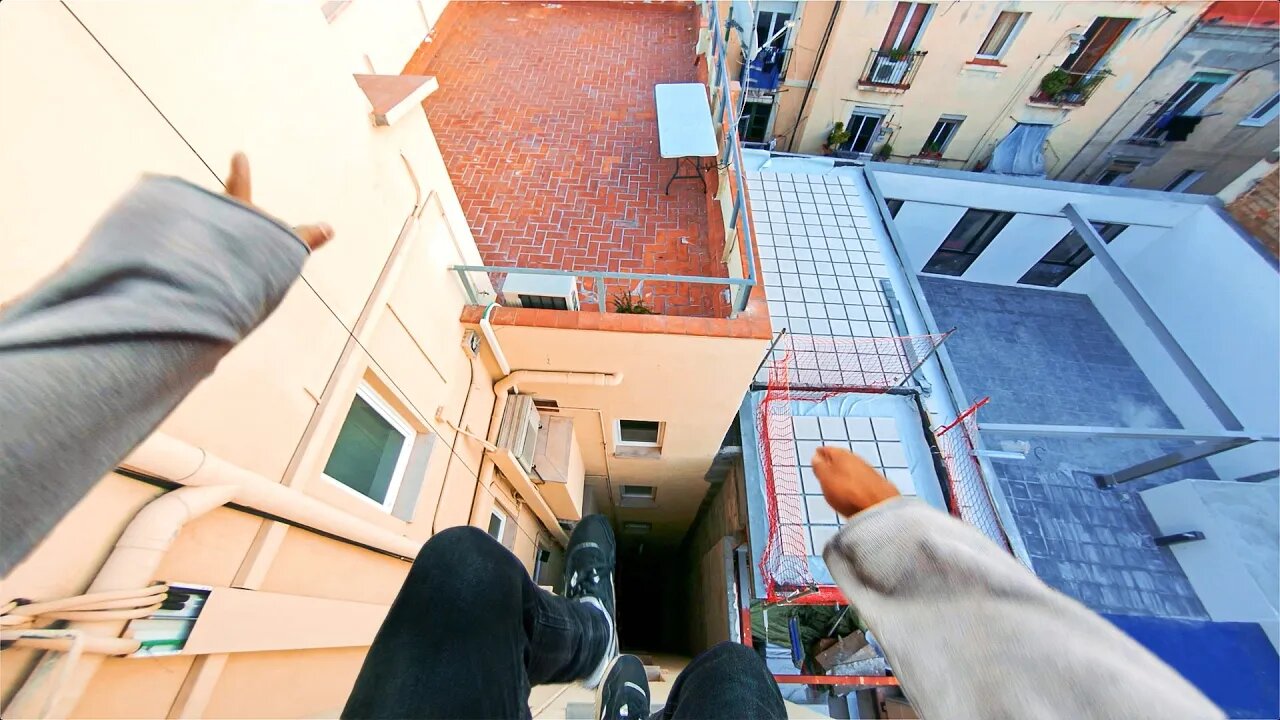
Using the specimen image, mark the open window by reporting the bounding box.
[922,209,1013,276]
[619,484,658,508]
[614,420,664,459]
[975,11,1026,60]
[323,382,417,512]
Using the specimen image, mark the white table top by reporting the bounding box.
[654,83,718,159]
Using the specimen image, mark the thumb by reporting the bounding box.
[293,223,334,251]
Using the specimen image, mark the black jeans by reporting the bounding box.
[343,527,786,719]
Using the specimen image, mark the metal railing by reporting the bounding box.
[860,49,927,89]
[1030,66,1111,106]
[451,265,753,316]
[704,0,758,315]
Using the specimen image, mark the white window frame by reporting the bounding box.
[1165,169,1205,193]
[621,484,657,500]
[487,507,508,542]
[1240,92,1280,127]
[615,420,665,448]
[924,115,965,154]
[886,2,934,52]
[322,381,416,512]
[974,11,1027,60]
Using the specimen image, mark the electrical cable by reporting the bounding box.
[63,2,549,552]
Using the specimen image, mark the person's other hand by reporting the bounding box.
[811,446,900,517]
[226,152,334,250]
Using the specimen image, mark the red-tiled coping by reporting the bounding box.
[459,303,772,340]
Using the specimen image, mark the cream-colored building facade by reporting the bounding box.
[742,1,1208,176]
[0,1,769,717]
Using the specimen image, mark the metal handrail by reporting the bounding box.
[451,264,753,314]
[705,0,757,315]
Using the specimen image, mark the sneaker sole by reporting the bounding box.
[581,577,619,691]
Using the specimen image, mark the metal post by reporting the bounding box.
[595,274,607,313]
[456,268,478,305]
[893,327,955,389]
[1093,437,1254,487]
[1063,203,1243,431]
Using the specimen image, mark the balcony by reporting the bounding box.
[859,49,927,90]
[1029,66,1111,107]
[410,1,763,324]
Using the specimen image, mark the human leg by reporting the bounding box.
[653,641,787,720]
[341,525,611,719]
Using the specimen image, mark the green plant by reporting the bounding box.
[1039,68,1071,98]
[886,46,910,61]
[875,142,893,160]
[826,121,851,149]
[612,290,654,314]
[920,141,943,157]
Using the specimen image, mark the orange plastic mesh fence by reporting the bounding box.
[756,332,950,604]
[933,398,1012,552]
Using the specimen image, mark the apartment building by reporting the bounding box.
[1062,1,1280,193]
[705,149,1278,716]
[1,1,772,717]
[734,1,1208,176]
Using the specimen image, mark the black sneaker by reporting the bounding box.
[564,514,618,688]
[594,654,650,720]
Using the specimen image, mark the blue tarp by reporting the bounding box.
[986,123,1052,177]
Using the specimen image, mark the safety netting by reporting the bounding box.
[933,398,1012,552]
[756,332,951,604]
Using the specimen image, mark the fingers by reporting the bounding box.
[226,152,252,203]
[293,223,335,251]
[811,445,900,517]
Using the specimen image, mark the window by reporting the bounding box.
[922,209,1013,276]
[323,383,415,510]
[921,116,963,156]
[841,110,885,153]
[1061,17,1133,74]
[518,294,569,311]
[1240,92,1280,127]
[532,546,552,585]
[739,100,774,143]
[1137,72,1233,138]
[487,508,508,543]
[1164,169,1205,193]
[880,2,933,52]
[885,198,904,218]
[616,420,663,446]
[976,11,1025,58]
[1095,158,1138,186]
[622,521,652,535]
[755,10,793,51]
[1019,223,1126,287]
[620,484,657,508]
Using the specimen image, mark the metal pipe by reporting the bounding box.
[4,485,239,719]
[480,303,511,375]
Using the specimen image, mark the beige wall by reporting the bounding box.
[1,1,762,716]
[780,1,1204,175]
[472,323,769,549]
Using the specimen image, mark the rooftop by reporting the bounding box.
[407,1,727,316]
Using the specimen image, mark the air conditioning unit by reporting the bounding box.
[500,273,580,311]
[497,395,541,474]
[870,58,908,85]
[532,413,586,521]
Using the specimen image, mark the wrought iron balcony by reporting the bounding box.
[1029,66,1111,106]
[859,49,927,89]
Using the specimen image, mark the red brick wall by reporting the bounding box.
[1227,167,1279,258]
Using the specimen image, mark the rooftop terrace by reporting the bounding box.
[408,1,729,316]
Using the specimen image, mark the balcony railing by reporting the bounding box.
[859,49,927,89]
[1029,66,1111,107]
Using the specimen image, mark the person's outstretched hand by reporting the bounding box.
[811,446,900,517]
[225,152,333,250]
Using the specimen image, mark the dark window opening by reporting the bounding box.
[885,199,904,218]
[923,209,1013,276]
[1019,222,1127,287]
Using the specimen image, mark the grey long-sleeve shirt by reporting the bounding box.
[824,498,1223,719]
[0,176,308,575]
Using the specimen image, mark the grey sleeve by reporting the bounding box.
[822,498,1222,720]
[0,176,309,575]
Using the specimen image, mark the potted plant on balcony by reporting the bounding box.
[918,141,943,159]
[1038,68,1071,101]
[886,46,910,61]
[874,142,893,161]
[825,122,851,154]
[612,289,654,314]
